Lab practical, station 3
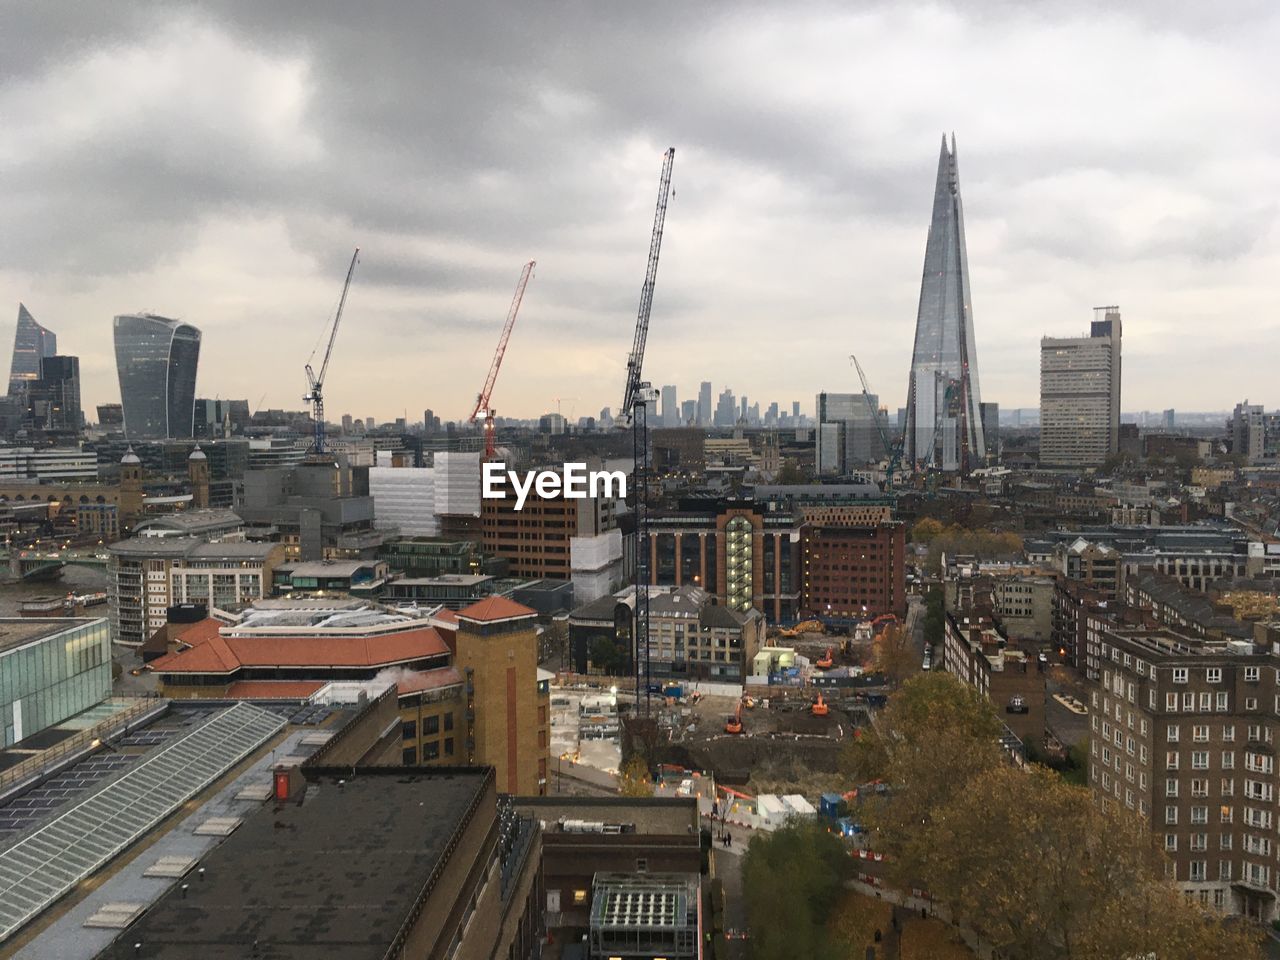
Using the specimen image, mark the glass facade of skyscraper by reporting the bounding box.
[904,135,986,471]
[113,314,201,440]
[7,303,56,397]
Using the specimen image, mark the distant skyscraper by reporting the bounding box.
[680,399,696,425]
[1039,307,1122,467]
[113,314,201,440]
[904,134,986,472]
[8,303,57,397]
[698,382,712,427]
[661,385,678,427]
[791,401,801,421]
[365,416,375,431]
[1162,408,1175,432]
[715,388,736,427]
[28,355,81,431]
[815,392,881,475]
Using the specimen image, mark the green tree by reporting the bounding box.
[617,755,653,797]
[922,586,945,646]
[911,517,944,544]
[743,820,852,960]
[588,636,625,675]
[873,623,918,687]
[926,763,1263,960]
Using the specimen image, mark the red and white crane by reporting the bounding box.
[469,261,535,459]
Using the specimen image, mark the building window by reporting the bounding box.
[1193,725,1209,743]
[1165,806,1178,824]
[425,715,440,735]
[1191,751,1209,770]
[444,712,454,731]
[1165,693,1178,712]
[1167,725,1180,742]
[1206,668,1221,684]
[1164,834,1178,851]
[1245,667,1260,682]
[402,720,417,741]
[1173,667,1188,684]
[402,747,417,764]
[424,741,440,761]
[1166,752,1179,770]
[444,737,454,756]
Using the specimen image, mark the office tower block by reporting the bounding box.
[698,382,712,427]
[113,314,201,440]
[28,355,81,431]
[715,389,736,427]
[661,385,678,427]
[815,392,882,474]
[979,402,999,463]
[1040,308,1123,467]
[680,399,696,425]
[904,134,986,472]
[8,303,56,397]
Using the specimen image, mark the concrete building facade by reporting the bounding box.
[1040,307,1123,467]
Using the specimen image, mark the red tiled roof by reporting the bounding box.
[457,596,536,623]
[224,680,327,700]
[434,608,459,626]
[152,626,451,675]
[396,667,464,696]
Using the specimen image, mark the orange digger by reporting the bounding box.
[816,647,835,669]
[725,700,744,735]
[811,693,830,718]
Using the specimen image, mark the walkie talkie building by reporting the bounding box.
[113,314,201,440]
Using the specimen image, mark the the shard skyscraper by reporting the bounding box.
[904,134,985,472]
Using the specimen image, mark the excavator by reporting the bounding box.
[815,647,835,670]
[725,700,744,735]
[811,693,830,718]
[779,619,825,638]
[870,613,898,634]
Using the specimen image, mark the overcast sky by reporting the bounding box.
[2,1,1277,424]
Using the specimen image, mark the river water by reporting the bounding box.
[0,566,110,616]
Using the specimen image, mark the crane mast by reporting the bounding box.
[469,261,535,460]
[624,148,674,718]
[620,148,675,422]
[304,247,359,457]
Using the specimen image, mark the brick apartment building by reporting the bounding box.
[480,467,620,581]
[1089,625,1280,918]
[942,613,1046,747]
[800,521,906,621]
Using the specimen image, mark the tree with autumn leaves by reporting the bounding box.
[843,673,1263,960]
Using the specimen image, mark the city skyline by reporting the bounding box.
[3,4,1280,421]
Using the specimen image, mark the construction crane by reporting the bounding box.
[469,261,535,460]
[621,147,675,718]
[303,247,359,456]
[849,354,905,491]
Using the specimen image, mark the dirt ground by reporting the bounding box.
[650,688,863,786]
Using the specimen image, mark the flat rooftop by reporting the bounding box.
[96,767,492,960]
[513,797,699,836]
[0,618,97,655]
